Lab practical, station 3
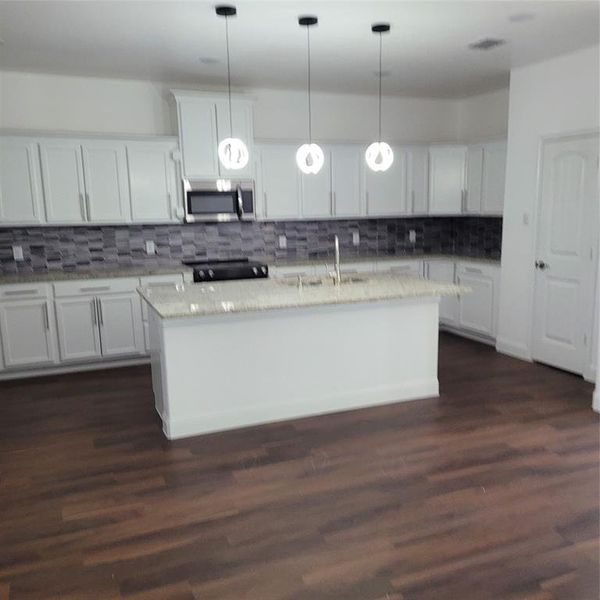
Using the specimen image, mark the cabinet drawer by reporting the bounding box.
[376,260,423,276]
[0,283,51,300]
[54,278,139,298]
[269,265,317,278]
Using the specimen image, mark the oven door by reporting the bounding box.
[184,181,254,222]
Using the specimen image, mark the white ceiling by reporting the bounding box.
[0,1,598,98]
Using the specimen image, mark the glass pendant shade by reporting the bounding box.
[296,142,324,175]
[365,141,394,172]
[218,137,249,170]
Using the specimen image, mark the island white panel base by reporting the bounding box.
[148,297,440,440]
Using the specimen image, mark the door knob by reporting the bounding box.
[535,260,549,270]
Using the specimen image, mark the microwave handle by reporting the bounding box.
[236,186,244,219]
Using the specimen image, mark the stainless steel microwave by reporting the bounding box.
[183,179,255,223]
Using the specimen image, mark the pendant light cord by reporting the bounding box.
[306,24,312,144]
[378,31,382,143]
[225,15,233,138]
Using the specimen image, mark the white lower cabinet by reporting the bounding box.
[456,262,499,337]
[0,285,57,369]
[55,295,102,361]
[426,261,459,327]
[97,293,145,357]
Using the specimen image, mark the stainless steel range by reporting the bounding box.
[183,258,268,282]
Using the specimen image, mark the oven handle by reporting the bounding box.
[236,186,244,220]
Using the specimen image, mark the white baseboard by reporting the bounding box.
[496,337,532,362]
[593,388,600,413]
[439,325,495,347]
[163,379,439,440]
[0,356,150,381]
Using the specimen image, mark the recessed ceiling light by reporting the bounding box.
[199,56,219,65]
[468,38,506,51]
[509,12,535,23]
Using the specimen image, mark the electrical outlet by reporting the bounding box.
[408,230,417,244]
[145,240,156,255]
[278,235,287,249]
[523,212,530,225]
[12,245,24,261]
[352,231,360,246]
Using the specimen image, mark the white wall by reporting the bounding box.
[0,70,507,143]
[457,88,510,143]
[497,45,600,361]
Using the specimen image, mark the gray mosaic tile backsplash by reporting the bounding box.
[0,217,502,274]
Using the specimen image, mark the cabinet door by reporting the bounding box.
[406,147,429,214]
[457,265,495,336]
[97,293,144,357]
[365,148,407,216]
[39,139,87,224]
[481,141,507,215]
[177,97,219,179]
[215,100,254,179]
[0,299,56,368]
[55,296,102,361]
[0,137,44,225]
[376,259,423,277]
[81,140,131,223]
[427,261,459,327]
[331,145,362,217]
[127,141,179,222]
[300,150,332,218]
[465,145,483,213]
[428,146,466,215]
[259,144,300,220]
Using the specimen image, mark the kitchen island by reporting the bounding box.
[139,274,463,440]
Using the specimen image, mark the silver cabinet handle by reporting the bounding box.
[80,286,111,293]
[366,191,370,212]
[43,302,50,330]
[3,289,37,296]
[85,192,91,220]
[79,193,86,220]
[332,191,337,214]
[411,190,415,213]
[465,266,483,274]
[263,192,268,217]
[91,298,97,325]
[97,298,104,326]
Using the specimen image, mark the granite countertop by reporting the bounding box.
[138,273,467,319]
[268,254,501,268]
[0,265,193,285]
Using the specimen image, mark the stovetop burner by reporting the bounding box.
[183,258,269,282]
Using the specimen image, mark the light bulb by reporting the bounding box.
[365,142,394,172]
[218,138,249,170]
[296,143,324,175]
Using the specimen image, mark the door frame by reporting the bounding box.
[530,129,600,376]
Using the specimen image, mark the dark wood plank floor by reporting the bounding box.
[0,333,598,600]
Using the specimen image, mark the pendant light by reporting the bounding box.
[365,23,393,172]
[296,16,324,175]
[216,5,249,171]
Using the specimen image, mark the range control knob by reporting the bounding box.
[252,267,258,275]
[198,270,205,278]
[208,269,215,278]
[261,266,267,274]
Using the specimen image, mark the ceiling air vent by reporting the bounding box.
[468,38,506,51]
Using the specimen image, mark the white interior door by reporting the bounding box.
[81,141,131,223]
[532,134,599,375]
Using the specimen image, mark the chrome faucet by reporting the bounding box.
[333,234,341,286]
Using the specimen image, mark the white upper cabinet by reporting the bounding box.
[173,92,254,180]
[81,140,131,223]
[39,139,87,224]
[0,137,44,225]
[127,141,180,223]
[481,141,506,215]
[300,149,332,218]
[406,146,429,215]
[428,145,466,215]
[365,147,408,217]
[257,144,300,220]
[331,145,363,217]
[465,145,483,213]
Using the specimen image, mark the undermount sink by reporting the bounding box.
[278,275,368,287]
